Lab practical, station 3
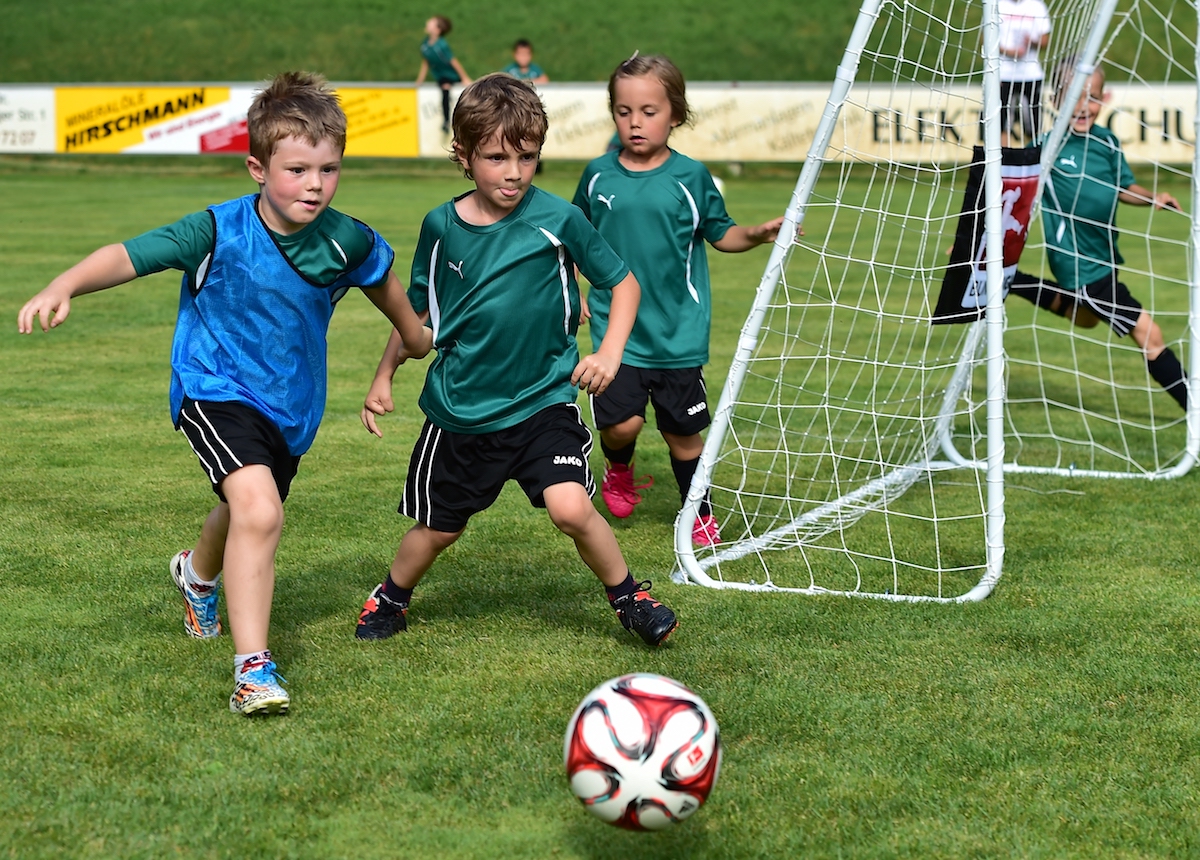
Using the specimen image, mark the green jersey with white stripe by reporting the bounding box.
[408,186,630,434]
[1041,125,1136,290]
[573,149,735,368]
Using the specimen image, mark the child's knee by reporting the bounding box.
[410,522,463,551]
[602,416,643,446]
[222,467,284,535]
[544,487,596,535]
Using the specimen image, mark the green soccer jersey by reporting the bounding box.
[503,62,545,81]
[408,186,629,434]
[124,202,384,286]
[420,36,460,83]
[572,149,736,368]
[1041,125,1136,290]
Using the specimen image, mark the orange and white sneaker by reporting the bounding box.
[169,550,221,639]
[600,462,653,518]
[691,514,722,548]
[230,656,289,716]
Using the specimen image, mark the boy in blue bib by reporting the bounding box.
[18,71,432,716]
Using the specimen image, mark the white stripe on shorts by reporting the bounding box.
[178,401,245,483]
[403,422,443,524]
[568,402,597,498]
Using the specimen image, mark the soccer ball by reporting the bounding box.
[564,673,721,831]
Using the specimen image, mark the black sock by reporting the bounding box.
[670,455,712,516]
[601,439,636,466]
[1148,348,1188,410]
[381,576,413,608]
[605,573,638,605]
[441,88,451,127]
[1008,271,1066,314]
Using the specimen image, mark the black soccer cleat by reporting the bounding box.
[612,580,678,647]
[355,583,408,640]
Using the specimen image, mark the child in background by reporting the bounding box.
[998,0,1052,146]
[1009,62,1187,409]
[503,39,549,84]
[572,53,784,546]
[416,15,472,133]
[356,74,679,648]
[17,72,432,716]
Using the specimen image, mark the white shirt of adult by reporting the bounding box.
[998,0,1052,82]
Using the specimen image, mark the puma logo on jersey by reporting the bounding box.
[1059,155,1078,169]
[448,260,465,278]
[553,455,584,467]
[686,402,707,416]
[596,193,616,210]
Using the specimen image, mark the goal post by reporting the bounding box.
[673,0,1199,601]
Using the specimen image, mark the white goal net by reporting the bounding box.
[673,0,1199,601]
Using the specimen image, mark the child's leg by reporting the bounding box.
[218,464,284,656]
[1009,272,1102,328]
[662,430,711,514]
[356,523,462,641]
[190,502,230,581]
[440,83,452,129]
[594,368,654,518]
[1132,311,1188,409]
[543,483,679,647]
[544,482,628,586]
[599,415,644,463]
[389,523,463,588]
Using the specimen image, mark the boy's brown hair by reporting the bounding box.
[608,52,690,127]
[450,73,548,178]
[247,71,347,164]
[432,15,452,35]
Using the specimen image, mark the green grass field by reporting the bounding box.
[0,0,860,84]
[2,0,1192,85]
[4,154,1200,859]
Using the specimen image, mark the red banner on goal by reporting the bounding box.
[932,145,1042,324]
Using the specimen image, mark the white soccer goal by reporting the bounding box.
[673,0,1200,601]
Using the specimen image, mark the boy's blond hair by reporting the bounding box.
[608,52,691,127]
[450,73,548,178]
[247,71,347,164]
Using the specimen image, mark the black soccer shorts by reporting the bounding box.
[1078,272,1144,338]
[590,364,710,436]
[176,398,300,502]
[399,403,595,532]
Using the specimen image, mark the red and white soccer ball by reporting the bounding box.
[564,673,721,831]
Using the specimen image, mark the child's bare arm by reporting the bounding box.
[571,271,640,394]
[416,59,430,85]
[18,243,138,333]
[362,271,433,360]
[712,216,789,253]
[360,273,433,438]
[361,329,404,438]
[1120,183,1182,211]
[451,58,471,85]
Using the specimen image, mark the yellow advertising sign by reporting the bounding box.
[56,86,230,153]
[339,87,418,157]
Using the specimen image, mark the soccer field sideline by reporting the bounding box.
[3,157,1200,858]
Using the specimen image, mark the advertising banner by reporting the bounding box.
[0,87,56,153]
[56,86,234,153]
[0,81,1191,164]
[340,87,419,158]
